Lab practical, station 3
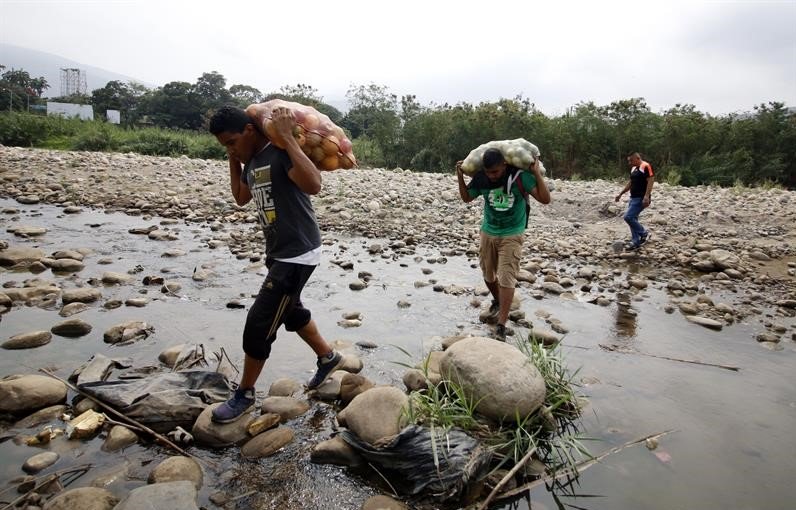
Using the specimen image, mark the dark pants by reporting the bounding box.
[242,260,315,361]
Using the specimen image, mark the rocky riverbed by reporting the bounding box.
[0,146,795,510]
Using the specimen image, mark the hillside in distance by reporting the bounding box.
[0,43,149,96]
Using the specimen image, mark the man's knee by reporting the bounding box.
[284,307,311,332]
[242,326,275,361]
[497,272,517,289]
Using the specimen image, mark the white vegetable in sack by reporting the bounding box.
[460,138,546,176]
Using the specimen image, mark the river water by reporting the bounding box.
[0,199,794,510]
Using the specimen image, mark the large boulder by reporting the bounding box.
[49,258,85,273]
[2,330,52,349]
[191,402,254,447]
[52,250,85,261]
[314,371,346,401]
[23,451,60,473]
[62,288,102,304]
[337,387,408,445]
[102,425,139,452]
[42,487,118,510]
[240,427,295,459]
[310,436,363,467]
[102,271,133,285]
[147,456,203,490]
[0,246,43,267]
[268,378,302,397]
[158,344,186,367]
[0,374,67,415]
[361,495,409,510]
[12,226,47,236]
[402,369,429,392]
[51,318,93,337]
[113,481,198,510]
[340,373,375,404]
[439,337,546,422]
[260,396,310,422]
[103,321,153,344]
[13,404,68,429]
[3,285,60,303]
[528,328,560,347]
[59,302,89,317]
[710,249,741,271]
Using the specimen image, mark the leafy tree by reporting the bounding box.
[548,102,613,177]
[0,67,50,111]
[3,64,794,188]
[2,69,48,96]
[661,104,711,167]
[278,83,322,102]
[342,83,400,165]
[400,94,423,124]
[192,71,232,112]
[601,98,662,172]
[91,80,148,124]
[229,84,263,106]
[746,102,795,185]
[139,81,201,129]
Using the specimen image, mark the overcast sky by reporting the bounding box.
[1,0,794,115]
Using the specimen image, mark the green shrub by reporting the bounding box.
[351,137,385,168]
[118,129,189,156]
[0,112,226,160]
[687,149,754,187]
[0,112,78,146]
[757,178,784,190]
[661,165,683,186]
[409,148,446,172]
[187,135,226,160]
[71,123,118,151]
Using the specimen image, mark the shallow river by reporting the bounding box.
[0,200,794,510]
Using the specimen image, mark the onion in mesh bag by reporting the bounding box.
[245,99,356,171]
[460,138,546,176]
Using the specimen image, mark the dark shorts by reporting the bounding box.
[242,260,316,361]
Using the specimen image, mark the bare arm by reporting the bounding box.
[455,161,475,203]
[270,107,322,195]
[229,155,252,206]
[643,175,655,207]
[615,181,631,202]
[528,158,551,204]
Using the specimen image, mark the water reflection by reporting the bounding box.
[612,292,637,339]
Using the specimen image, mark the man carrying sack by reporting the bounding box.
[456,148,551,341]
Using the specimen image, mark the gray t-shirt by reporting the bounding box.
[242,144,321,260]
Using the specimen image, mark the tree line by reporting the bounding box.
[1,66,793,187]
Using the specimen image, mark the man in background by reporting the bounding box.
[615,152,654,250]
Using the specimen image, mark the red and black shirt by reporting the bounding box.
[630,161,654,198]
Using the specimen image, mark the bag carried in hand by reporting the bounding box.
[246,99,357,171]
[460,138,546,176]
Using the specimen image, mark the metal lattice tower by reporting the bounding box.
[60,68,87,96]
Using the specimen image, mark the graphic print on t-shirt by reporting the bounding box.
[487,188,515,211]
[251,165,276,228]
